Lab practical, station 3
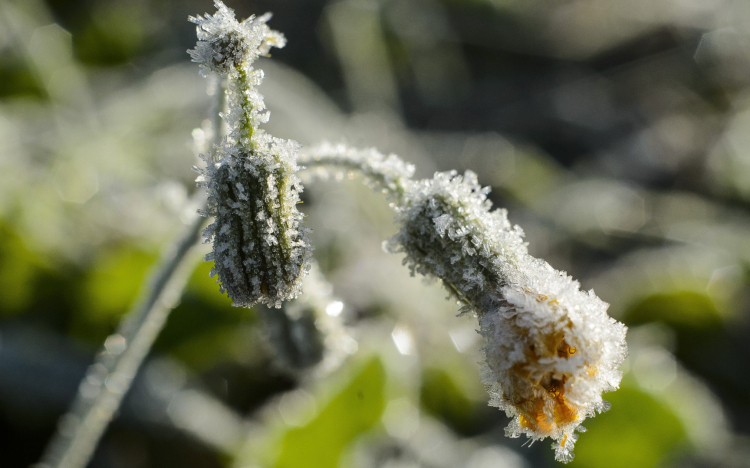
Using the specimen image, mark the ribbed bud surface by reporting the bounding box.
[386,170,627,462]
[199,137,311,309]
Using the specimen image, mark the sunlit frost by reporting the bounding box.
[387,170,628,462]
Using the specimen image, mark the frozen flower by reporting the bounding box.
[189,0,628,456]
[197,135,311,309]
[386,170,628,462]
[300,144,627,461]
[192,1,311,308]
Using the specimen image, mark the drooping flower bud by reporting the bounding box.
[386,170,627,462]
[191,1,312,308]
[197,135,311,308]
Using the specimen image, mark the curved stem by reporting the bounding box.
[37,207,207,468]
[298,144,414,206]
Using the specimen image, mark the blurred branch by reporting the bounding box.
[36,203,207,468]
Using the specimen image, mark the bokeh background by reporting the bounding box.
[2,0,750,467]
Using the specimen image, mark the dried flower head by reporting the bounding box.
[386,170,627,462]
[192,1,311,308]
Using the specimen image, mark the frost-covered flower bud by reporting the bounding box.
[197,136,311,309]
[386,170,627,462]
[191,1,312,308]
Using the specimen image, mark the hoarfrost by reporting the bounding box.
[189,2,628,459]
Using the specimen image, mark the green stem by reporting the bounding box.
[236,67,255,147]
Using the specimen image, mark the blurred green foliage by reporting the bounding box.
[0,223,80,328]
[76,247,155,337]
[420,367,483,436]
[0,224,48,315]
[626,292,723,331]
[275,358,385,468]
[570,386,687,468]
[74,1,148,66]
[155,261,257,371]
[0,58,46,99]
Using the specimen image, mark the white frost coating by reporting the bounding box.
[191,1,312,308]
[300,142,415,202]
[385,170,628,462]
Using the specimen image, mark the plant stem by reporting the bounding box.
[38,142,404,468]
[37,209,206,468]
[298,147,413,205]
[236,67,255,146]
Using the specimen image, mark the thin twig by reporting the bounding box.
[37,206,207,468]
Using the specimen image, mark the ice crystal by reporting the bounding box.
[191,1,311,308]
[385,170,628,462]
